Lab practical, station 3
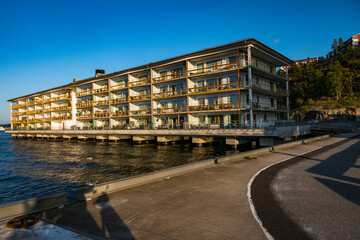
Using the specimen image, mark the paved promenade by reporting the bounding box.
[1,130,359,239]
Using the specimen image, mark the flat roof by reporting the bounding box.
[8,38,293,102]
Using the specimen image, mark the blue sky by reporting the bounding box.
[0,0,359,124]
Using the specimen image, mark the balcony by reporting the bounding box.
[52,115,72,121]
[188,61,239,78]
[76,89,93,97]
[189,102,241,113]
[11,103,26,109]
[129,94,151,102]
[34,100,43,105]
[252,101,287,111]
[110,83,127,91]
[43,117,52,122]
[252,82,287,96]
[51,94,71,102]
[188,82,242,95]
[152,71,186,84]
[129,78,151,88]
[111,97,128,104]
[12,119,28,124]
[93,100,109,107]
[93,86,108,94]
[129,109,151,116]
[51,106,72,112]
[153,106,187,115]
[153,89,187,99]
[77,113,93,119]
[43,108,52,113]
[27,101,35,106]
[43,98,51,103]
[111,111,129,117]
[93,112,109,118]
[76,101,93,108]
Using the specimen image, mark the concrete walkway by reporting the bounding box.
[1,131,358,239]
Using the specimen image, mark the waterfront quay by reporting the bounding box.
[1,130,358,239]
[7,123,311,146]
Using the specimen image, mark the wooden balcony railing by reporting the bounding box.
[93,86,108,94]
[12,119,28,124]
[152,71,186,84]
[76,101,93,108]
[43,108,52,113]
[77,113,93,119]
[188,61,239,77]
[129,94,151,102]
[188,82,242,95]
[51,94,71,102]
[28,118,35,123]
[43,117,52,121]
[129,78,151,88]
[93,112,109,118]
[34,100,43,105]
[43,98,51,103]
[27,101,35,106]
[51,115,72,121]
[11,103,26,109]
[111,97,128,104]
[189,102,241,112]
[93,100,109,107]
[129,109,151,116]
[111,111,129,117]
[110,83,127,91]
[252,83,287,96]
[76,89,93,97]
[153,106,187,114]
[153,89,187,99]
[51,106,72,112]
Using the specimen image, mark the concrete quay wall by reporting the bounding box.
[7,125,311,139]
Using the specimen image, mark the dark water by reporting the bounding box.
[0,131,237,205]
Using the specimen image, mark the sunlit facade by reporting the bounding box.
[9,38,292,130]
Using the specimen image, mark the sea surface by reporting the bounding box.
[0,131,237,205]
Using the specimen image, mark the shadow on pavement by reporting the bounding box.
[306,136,360,205]
[42,191,135,239]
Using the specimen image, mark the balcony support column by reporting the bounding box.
[286,66,289,120]
[247,46,254,129]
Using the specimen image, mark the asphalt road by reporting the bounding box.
[252,135,360,240]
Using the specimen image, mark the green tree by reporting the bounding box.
[344,70,354,96]
[331,39,338,50]
[327,60,344,100]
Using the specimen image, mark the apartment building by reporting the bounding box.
[9,38,292,130]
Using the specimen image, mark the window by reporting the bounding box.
[229,75,237,84]
[172,68,182,78]
[160,71,167,80]
[199,115,205,124]
[270,98,274,108]
[246,94,249,105]
[230,95,238,103]
[264,113,267,121]
[206,78,216,86]
[229,56,237,64]
[246,75,249,86]
[208,97,217,105]
[198,98,205,105]
[197,63,204,73]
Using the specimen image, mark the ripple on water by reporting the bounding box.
[0,132,236,205]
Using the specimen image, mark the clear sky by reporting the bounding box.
[0,0,359,124]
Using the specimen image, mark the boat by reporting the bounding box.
[0,127,5,131]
